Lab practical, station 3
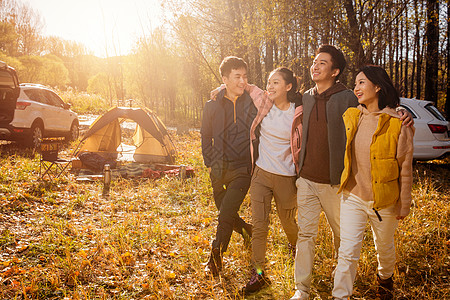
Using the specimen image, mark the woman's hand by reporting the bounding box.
[210,84,226,100]
[397,108,414,127]
[396,215,406,220]
[210,87,220,100]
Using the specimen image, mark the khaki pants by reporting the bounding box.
[250,165,298,270]
[294,177,341,298]
[333,193,398,299]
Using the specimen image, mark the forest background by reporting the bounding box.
[0,0,449,125]
[0,1,449,299]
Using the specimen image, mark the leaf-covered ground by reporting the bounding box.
[0,132,448,299]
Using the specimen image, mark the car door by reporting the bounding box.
[0,62,20,126]
[18,88,57,131]
[43,90,72,132]
[29,89,61,132]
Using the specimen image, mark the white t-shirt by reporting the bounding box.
[256,102,296,176]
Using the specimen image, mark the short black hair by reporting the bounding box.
[316,45,346,80]
[358,65,400,109]
[219,56,248,77]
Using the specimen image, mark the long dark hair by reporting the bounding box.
[359,65,399,109]
[270,67,302,103]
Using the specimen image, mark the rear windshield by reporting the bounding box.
[425,104,447,121]
[0,69,16,88]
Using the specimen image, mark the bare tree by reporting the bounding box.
[425,0,439,104]
[14,1,44,55]
[446,0,450,118]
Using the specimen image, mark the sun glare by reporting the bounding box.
[27,0,162,57]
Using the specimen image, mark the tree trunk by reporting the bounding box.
[400,19,404,96]
[394,17,400,91]
[411,24,417,98]
[389,24,394,79]
[417,33,423,99]
[303,28,309,89]
[274,42,278,66]
[343,0,366,67]
[265,39,274,78]
[446,0,450,119]
[404,5,409,98]
[383,33,387,70]
[425,0,439,104]
[254,48,263,87]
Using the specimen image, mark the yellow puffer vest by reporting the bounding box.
[338,107,402,210]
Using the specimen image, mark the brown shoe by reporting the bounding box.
[376,274,394,300]
[241,268,271,295]
[206,248,222,277]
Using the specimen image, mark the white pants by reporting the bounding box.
[294,177,341,298]
[332,193,398,299]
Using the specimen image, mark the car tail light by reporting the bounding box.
[433,145,450,149]
[427,124,448,134]
[16,101,31,110]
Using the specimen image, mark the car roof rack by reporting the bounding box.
[19,83,54,91]
[19,83,50,89]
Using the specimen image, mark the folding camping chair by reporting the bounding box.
[39,139,71,180]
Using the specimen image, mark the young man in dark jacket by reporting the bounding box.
[201,56,256,276]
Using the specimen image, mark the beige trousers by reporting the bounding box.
[294,177,341,298]
[250,165,298,270]
[332,192,399,299]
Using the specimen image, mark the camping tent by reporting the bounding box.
[78,107,177,164]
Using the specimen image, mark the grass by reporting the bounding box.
[58,89,110,115]
[0,132,448,299]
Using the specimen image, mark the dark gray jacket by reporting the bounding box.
[298,88,358,185]
[201,89,257,174]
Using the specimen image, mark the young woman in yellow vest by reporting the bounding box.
[332,65,414,300]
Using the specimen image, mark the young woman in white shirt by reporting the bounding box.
[241,67,302,295]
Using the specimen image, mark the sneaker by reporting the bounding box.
[205,247,222,277]
[241,268,271,295]
[290,289,309,300]
[376,275,394,300]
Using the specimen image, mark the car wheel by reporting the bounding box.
[27,123,43,149]
[65,121,79,142]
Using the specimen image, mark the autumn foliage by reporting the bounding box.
[0,132,448,299]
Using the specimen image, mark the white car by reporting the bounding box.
[0,82,79,148]
[400,98,450,160]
